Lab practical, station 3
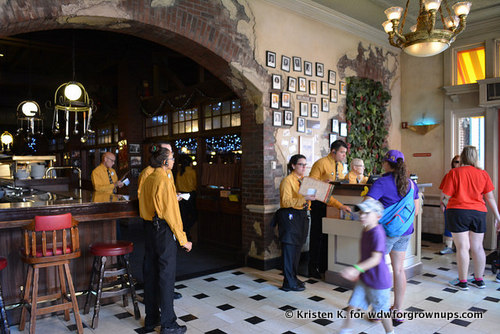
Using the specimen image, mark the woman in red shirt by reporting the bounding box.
[441,146,500,290]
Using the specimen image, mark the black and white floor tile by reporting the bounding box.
[8,242,500,333]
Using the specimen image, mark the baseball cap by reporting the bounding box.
[384,149,404,163]
[354,199,384,216]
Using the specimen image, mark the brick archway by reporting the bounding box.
[0,0,276,267]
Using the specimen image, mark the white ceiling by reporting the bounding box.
[310,0,500,33]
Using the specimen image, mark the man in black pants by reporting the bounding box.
[308,140,351,278]
[139,148,192,334]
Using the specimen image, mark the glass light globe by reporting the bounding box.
[382,20,394,33]
[423,0,442,11]
[64,83,82,100]
[21,101,38,116]
[453,1,471,16]
[404,41,449,57]
[384,7,403,20]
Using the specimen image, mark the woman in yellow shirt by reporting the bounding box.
[175,155,198,239]
[275,154,315,291]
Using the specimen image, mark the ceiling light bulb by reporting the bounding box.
[382,20,394,33]
[64,83,82,100]
[444,16,459,29]
[453,1,471,16]
[423,0,442,11]
[384,7,403,20]
[21,101,38,117]
[410,25,417,32]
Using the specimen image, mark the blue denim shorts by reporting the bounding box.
[348,280,390,313]
[385,234,411,253]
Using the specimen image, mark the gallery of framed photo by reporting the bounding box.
[281,92,291,108]
[293,56,302,72]
[330,89,338,103]
[340,122,348,137]
[270,92,280,109]
[311,104,319,118]
[129,143,141,154]
[321,98,329,112]
[297,117,306,133]
[329,133,338,147]
[281,55,290,72]
[298,77,307,92]
[304,61,313,76]
[340,81,347,95]
[328,70,336,85]
[299,102,308,116]
[287,77,297,92]
[272,74,281,90]
[266,51,276,68]
[273,111,282,127]
[309,80,317,95]
[321,81,329,96]
[316,62,324,77]
[284,110,293,126]
[331,119,339,133]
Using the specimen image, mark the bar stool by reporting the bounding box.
[19,213,83,334]
[0,256,10,334]
[83,240,140,329]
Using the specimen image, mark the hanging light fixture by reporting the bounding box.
[1,131,14,151]
[16,100,43,138]
[52,34,95,143]
[382,0,471,57]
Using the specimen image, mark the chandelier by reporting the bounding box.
[382,0,471,57]
[16,100,44,138]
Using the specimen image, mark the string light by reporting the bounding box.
[205,134,241,153]
[175,138,198,152]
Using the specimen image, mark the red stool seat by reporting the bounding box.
[89,241,133,257]
[0,257,6,271]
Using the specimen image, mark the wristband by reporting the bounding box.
[353,264,365,273]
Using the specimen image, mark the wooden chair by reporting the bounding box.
[19,213,83,334]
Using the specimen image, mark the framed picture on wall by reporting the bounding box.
[281,55,291,72]
[299,102,308,116]
[270,93,280,109]
[130,156,142,167]
[321,81,329,96]
[297,117,306,133]
[284,110,293,126]
[273,111,282,127]
[304,61,313,76]
[329,70,336,85]
[293,56,302,72]
[298,77,307,92]
[329,133,338,147]
[340,81,347,95]
[311,104,319,118]
[272,74,281,90]
[321,98,329,112]
[309,80,317,95]
[330,89,338,103]
[281,92,291,108]
[331,119,339,133]
[129,144,140,154]
[287,77,297,92]
[266,51,276,68]
[340,122,348,137]
[316,62,324,77]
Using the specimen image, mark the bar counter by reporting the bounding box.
[0,185,138,307]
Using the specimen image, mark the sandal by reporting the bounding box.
[391,307,405,323]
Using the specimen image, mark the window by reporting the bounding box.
[97,126,112,145]
[203,100,240,131]
[456,46,485,85]
[454,111,485,169]
[146,114,169,138]
[172,108,198,135]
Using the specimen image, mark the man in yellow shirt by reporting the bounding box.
[91,152,124,193]
[345,158,369,184]
[308,139,351,278]
[139,147,192,334]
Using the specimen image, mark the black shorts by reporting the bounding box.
[446,208,487,233]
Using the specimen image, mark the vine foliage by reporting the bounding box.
[345,77,391,175]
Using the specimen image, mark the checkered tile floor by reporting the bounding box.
[8,241,500,333]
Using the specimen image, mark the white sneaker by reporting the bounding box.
[439,246,454,255]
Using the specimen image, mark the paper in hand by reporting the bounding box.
[179,193,190,200]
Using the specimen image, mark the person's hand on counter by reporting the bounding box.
[182,241,192,252]
[340,205,352,213]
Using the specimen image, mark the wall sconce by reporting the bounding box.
[1,131,13,151]
[16,100,44,138]
[407,123,440,134]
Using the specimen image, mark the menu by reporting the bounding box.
[298,177,335,203]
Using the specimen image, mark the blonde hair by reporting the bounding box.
[350,158,364,168]
[460,146,478,168]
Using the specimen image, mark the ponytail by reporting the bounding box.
[388,158,408,197]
